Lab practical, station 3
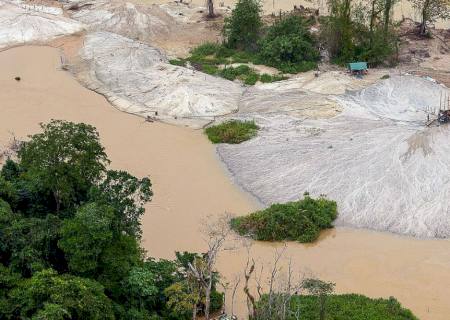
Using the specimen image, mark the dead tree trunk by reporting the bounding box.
[207,0,215,18]
[420,0,431,35]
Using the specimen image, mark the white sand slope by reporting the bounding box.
[79,32,243,128]
[66,0,173,43]
[218,76,450,238]
[0,1,84,48]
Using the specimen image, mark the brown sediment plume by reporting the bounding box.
[1,45,450,320]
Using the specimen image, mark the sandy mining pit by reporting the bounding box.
[1,0,450,318]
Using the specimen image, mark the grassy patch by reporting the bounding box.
[190,42,222,56]
[260,73,287,83]
[231,194,337,243]
[276,294,418,320]
[180,42,286,85]
[199,64,219,75]
[169,59,186,66]
[243,72,259,85]
[204,120,259,144]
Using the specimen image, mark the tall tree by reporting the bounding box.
[58,203,114,276]
[18,120,109,213]
[223,0,263,50]
[410,0,450,35]
[90,170,152,238]
[7,269,114,319]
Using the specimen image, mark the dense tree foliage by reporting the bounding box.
[173,5,320,83]
[321,0,399,65]
[223,0,263,50]
[0,120,222,320]
[223,3,319,72]
[18,120,109,214]
[231,193,337,243]
[410,0,450,35]
[255,294,418,320]
[259,15,320,73]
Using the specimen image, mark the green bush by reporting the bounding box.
[231,50,259,63]
[280,294,418,320]
[218,64,253,81]
[190,42,221,57]
[243,72,259,85]
[278,61,318,74]
[204,120,259,144]
[272,74,288,82]
[260,73,287,83]
[259,73,273,83]
[169,59,186,66]
[320,1,398,66]
[259,15,319,73]
[219,66,239,81]
[231,194,337,243]
[201,64,219,75]
[223,0,263,50]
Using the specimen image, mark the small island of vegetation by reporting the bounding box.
[204,120,259,144]
[231,193,337,243]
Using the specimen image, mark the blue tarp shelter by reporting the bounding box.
[348,62,368,73]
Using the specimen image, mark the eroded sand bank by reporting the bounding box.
[2,46,450,319]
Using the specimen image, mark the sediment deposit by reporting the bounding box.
[218,75,450,238]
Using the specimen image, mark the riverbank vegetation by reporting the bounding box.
[204,120,259,144]
[0,120,223,320]
[256,293,418,320]
[247,269,417,320]
[231,193,337,243]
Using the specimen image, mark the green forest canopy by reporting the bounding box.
[0,120,222,320]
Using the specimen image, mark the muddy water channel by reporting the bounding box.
[1,46,450,319]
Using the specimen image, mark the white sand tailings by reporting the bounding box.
[0,0,83,48]
[218,76,450,238]
[66,0,173,43]
[78,32,244,128]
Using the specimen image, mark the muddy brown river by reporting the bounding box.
[1,45,450,319]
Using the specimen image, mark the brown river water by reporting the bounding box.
[1,45,450,319]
